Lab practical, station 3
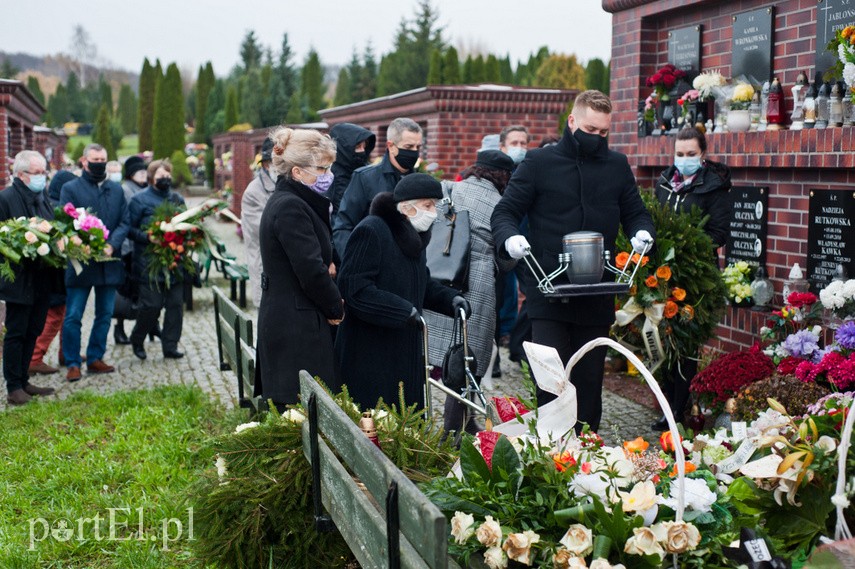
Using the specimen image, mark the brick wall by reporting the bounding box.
[604,0,855,354]
[0,80,46,188]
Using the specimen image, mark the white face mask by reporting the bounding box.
[398,201,437,232]
[108,172,122,183]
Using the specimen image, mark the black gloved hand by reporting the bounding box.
[452,296,471,318]
[406,307,422,327]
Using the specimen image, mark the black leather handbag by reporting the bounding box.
[442,313,477,392]
[426,196,470,292]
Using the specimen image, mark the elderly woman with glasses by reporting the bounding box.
[254,127,344,411]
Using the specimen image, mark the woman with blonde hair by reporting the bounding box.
[255,127,344,410]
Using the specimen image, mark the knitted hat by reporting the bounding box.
[123,156,146,179]
[475,149,514,172]
[392,173,443,203]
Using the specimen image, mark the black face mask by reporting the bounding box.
[393,147,419,172]
[353,150,368,164]
[87,161,107,182]
[133,179,148,189]
[573,129,608,157]
[154,178,172,192]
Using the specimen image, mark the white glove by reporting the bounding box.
[505,235,531,260]
[630,230,654,252]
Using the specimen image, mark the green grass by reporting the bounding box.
[67,135,140,159]
[0,386,235,568]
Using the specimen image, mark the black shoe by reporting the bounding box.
[650,416,668,431]
[114,325,130,345]
[163,349,184,359]
[132,344,147,360]
[149,325,162,342]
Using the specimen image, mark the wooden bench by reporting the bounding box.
[299,372,460,569]
[223,263,249,309]
[213,286,261,415]
[204,237,250,308]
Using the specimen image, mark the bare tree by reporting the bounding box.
[70,24,97,87]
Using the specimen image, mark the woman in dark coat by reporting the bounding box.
[335,174,469,410]
[652,126,732,429]
[255,127,344,410]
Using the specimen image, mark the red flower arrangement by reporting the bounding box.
[646,63,687,99]
[690,347,775,407]
[794,351,855,390]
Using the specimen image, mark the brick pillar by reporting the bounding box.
[231,136,253,219]
[24,126,33,151]
[0,107,7,188]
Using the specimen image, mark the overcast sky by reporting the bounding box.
[3,1,612,76]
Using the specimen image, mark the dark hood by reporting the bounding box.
[48,170,77,205]
[330,123,376,173]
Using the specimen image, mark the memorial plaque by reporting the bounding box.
[725,186,769,267]
[807,189,855,289]
[668,25,702,81]
[816,0,855,77]
[732,7,774,83]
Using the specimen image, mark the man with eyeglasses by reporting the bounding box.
[332,117,423,259]
[0,150,61,405]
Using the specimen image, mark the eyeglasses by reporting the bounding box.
[24,170,46,176]
[306,164,333,174]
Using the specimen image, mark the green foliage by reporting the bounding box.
[285,92,304,124]
[239,30,263,71]
[300,48,325,121]
[109,117,124,157]
[376,0,445,94]
[515,46,550,86]
[66,70,87,122]
[92,104,115,160]
[239,68,263,127]
[427,48,443,85]
[190,383,455,568]
[153,63,185,159]
[138,58,161,152]
[586,58,610,94]
[462,55,474,83]
[97,74,113,114]
[471,55,486,82]
[443,46,460,84]
[205,148,215,185]
[499,55,514,83]
[170,150,192,188]
[193,62,214,142]
[0,386,226,568]
[534,54,587,89]
[333,67,351,106]
[0,57,19,79]
[223,85,239,130]
[71,140,86,162]
[47,84,68,127]
[116,83,137,134]
[485,54,502,82]
[350,43,378,101]
[26,76,45,106]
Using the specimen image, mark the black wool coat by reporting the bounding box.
[335,192,459,410]
[654,160,732,250]
[255,178,344,405]
[0,179,63,304]
[491,127,655,326]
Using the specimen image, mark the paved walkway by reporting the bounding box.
[2,192,659,442]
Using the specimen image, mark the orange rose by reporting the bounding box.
[656,266,672,281]
[659,430,682,452]
[629,285,637,296]
[623,436,649,454]
[843,25,854,39]
[645,275,659,288]
[630,253,650,266]
[664,300,679,319]
[669,461,697,477]
[681,305,695,320]
[553,451,577,472]
[615,251,630,270]
[672,287,686,301]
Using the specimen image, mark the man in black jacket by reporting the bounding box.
[332,117,421,258]
[0,151,60,405]
[491,90,655,432]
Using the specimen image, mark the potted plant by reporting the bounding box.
[646,64,686,131]
[692,70,726,126]
[727,82,755,132]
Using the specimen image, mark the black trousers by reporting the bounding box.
[661,357,698,421]
[3,301,50,393]
[531,318,610,432]
[130,282,184,352]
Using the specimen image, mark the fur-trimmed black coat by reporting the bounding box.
[255,178,344,405]
[335,192,458,409]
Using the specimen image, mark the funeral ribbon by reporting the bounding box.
[615,298,666,369]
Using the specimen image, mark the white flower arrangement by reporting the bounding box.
[819,279,855,317]
[692,70,726,101]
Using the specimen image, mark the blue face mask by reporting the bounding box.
[506,146,526,165]
[27,174,47,192]
[674,156,702,177]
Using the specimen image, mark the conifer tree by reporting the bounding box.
[285,92,304,124]
[301,48,325,120]
[117,84,137,134]
[170,149,193,187]
[443,47,460,84]
[499,56,514,84]
[585,58,610,94]
[194,62,215,141]
[462,55,474,84]
[98,75,113,114]
[66,71,86,121]
[427,49,443,85]
[224,85,239,130]
[240,69,263,127]
[138,58,161,152]
[485,55,501,82]
[534,54,586,90]
[26,76,45,106]
[334,68,351,106]
[471,55,486,82]
[92,104,116,160]
[47,84,69,127]
[152,63,185,159]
